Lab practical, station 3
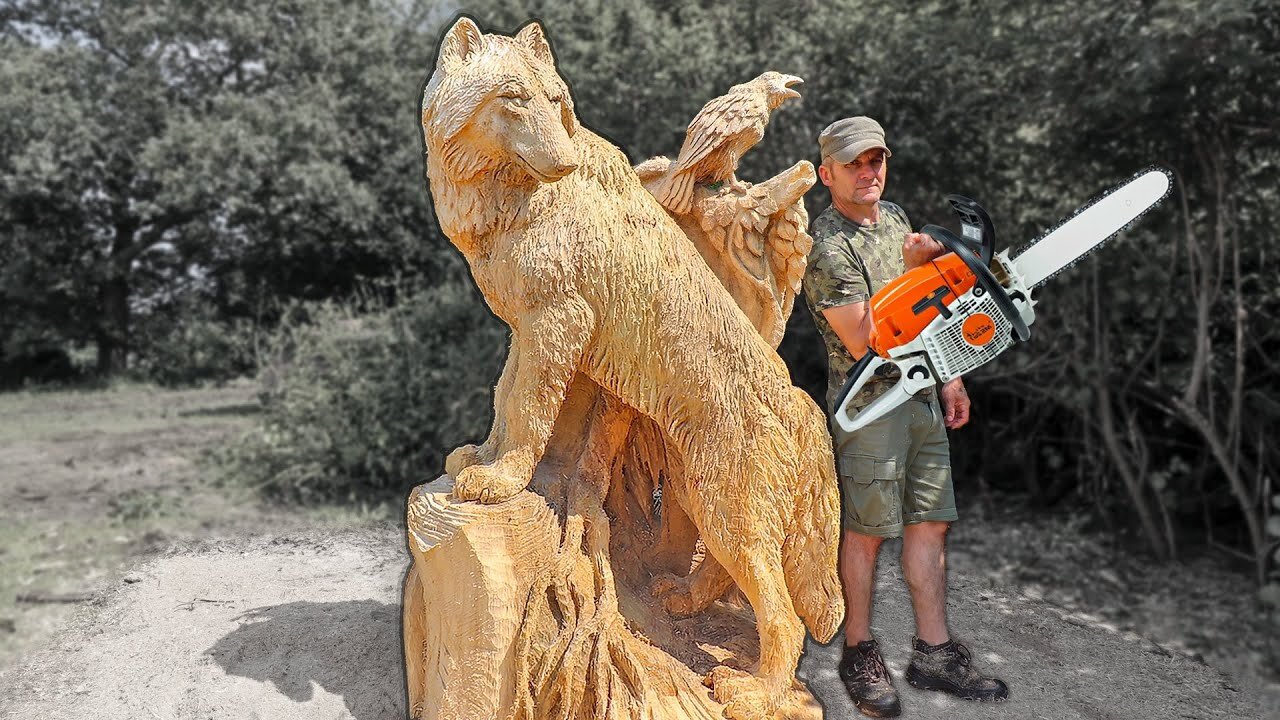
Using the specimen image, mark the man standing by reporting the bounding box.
[802,117,1008,718]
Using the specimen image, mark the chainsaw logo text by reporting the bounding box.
[962,313,996,347]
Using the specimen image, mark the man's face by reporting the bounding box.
[819,148,888,207]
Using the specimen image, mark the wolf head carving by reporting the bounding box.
[422,18,580,183]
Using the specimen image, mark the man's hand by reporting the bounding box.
[940,377,970,429]
[903,232,946,269]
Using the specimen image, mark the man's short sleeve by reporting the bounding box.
[804,243,870,311]
[884,202,912,231]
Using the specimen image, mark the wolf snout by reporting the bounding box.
[522,151,579,182]
[546,160,578,179]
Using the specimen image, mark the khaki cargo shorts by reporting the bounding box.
[830,391,958,537]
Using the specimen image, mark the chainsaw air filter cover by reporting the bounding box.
[918,287,1019,382]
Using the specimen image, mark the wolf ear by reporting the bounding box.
[439,17,485,66]
[515,22,554,65]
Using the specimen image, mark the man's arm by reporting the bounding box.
[821,301,873,360]
[903,232,945,269]
[820,231,944,359]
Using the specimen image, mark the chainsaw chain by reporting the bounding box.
[1011,166,1174,289]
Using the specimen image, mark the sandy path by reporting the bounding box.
[0,529,1263,719]
[0,531,405,720]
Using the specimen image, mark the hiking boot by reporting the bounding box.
[839,639,902,718]
[905,637,1009,701]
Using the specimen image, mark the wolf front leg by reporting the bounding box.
[452,299,594,504]
[703,544,805,720]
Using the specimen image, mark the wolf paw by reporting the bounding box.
[444,444,483,478]
[451,463,527,504]
[649,574,697,618]
[705,666,778,720]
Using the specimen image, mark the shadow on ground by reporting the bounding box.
[177,402,262,418]
[207,600,406,720]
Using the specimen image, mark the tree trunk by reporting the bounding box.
[96,270,130,375]
[403,475,751,720]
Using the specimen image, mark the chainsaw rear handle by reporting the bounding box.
[832,349,879,421]
[833,352,936,432]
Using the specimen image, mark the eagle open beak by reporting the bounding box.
[781,75,803,100]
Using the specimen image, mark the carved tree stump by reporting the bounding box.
[404,475,823,720]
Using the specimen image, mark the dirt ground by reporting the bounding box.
[0,380,394,673]
[0,527,1266,720]
[0,382,1275,718]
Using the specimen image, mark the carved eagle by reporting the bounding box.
[650,71,803,215]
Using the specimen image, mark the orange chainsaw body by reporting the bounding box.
[868,253,978,356]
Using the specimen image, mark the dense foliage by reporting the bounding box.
[467,0,1280,594]
[0,0,451,376]
[220,282,504,501]
[2,1,1276,598]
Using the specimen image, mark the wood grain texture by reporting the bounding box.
[408,17,837,720]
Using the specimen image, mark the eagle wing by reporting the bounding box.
[669,88,769,179]
[653,88,770,214]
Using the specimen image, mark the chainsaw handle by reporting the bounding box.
[833,354,936,433]
[921,223,1031,343]
[832,348,879,419]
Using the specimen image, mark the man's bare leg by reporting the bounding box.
[838,529,900,718]
[901,520,950,645]
[902,520,1008,700]
[840,529,884,645]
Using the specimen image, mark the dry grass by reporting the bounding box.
[0,379,396,672]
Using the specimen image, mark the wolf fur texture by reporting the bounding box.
[422,18,842,719]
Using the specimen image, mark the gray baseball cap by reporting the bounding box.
[818,116,892,163]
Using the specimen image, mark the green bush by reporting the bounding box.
[220,281,506,502]
[132,311,259,387]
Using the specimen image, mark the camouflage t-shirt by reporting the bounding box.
[803,201,934,412]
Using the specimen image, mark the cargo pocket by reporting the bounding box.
[837,453,900,529]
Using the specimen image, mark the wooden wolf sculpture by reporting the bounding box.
[623,158,815,615]
[412,17,841,720]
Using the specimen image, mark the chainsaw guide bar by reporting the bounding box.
[1009,167,1173,288]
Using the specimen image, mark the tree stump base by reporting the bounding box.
[403,475,823,720]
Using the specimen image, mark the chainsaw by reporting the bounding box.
[833,168,1172,433]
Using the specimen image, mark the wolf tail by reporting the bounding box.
[781,388,844,642]
[652,168,695,216]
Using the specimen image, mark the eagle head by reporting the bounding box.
[755,71,804,109]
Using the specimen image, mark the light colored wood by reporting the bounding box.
[635,157,814,348]
[647,72,803,216]
[408,17,839,720]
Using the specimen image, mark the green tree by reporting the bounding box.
[0,0,446,375]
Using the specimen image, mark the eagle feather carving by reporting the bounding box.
[650,71,803,216]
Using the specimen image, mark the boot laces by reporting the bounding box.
[948,641,973,668]
[850,648,889,683]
